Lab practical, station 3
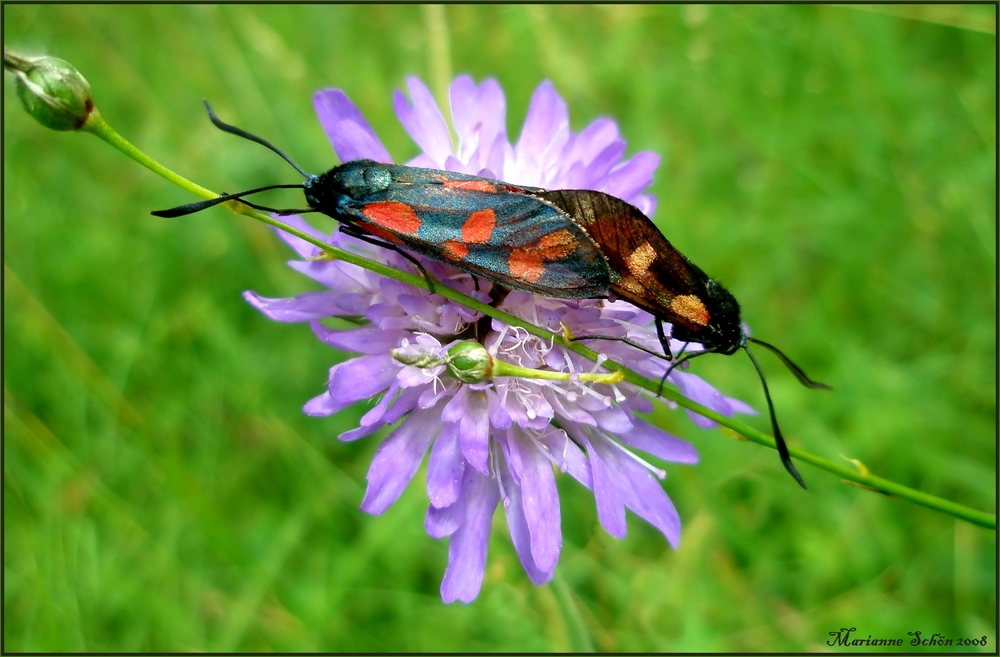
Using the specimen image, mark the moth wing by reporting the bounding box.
[343,184,612,298]
[532,190,710,328]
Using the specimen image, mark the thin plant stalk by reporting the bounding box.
[84,112,996,532]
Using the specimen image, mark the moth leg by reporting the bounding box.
[571,317,675,365]
[654,319,675,397]
[338,225,437,294]
[569,334,670,360]
[655,319,673,360]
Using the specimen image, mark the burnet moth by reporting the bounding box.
[154,102,829,488]
[154,103,612,300]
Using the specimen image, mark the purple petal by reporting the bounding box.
[303,390,340,417]
[617,418,699,464]
[548,392,597,427]
[591,406,633,433]
[485,134,508,182]
[452,77,507,171]
[360,408,439,515]
[582,140,628,189]
[381,385,425,424]
[634,194,656,217]
[288,259,361,292]
[394,77,453,168]
[285,252,378,293]
[440,469,499,603]
[488,389,512,430]
[271,214,329,258]
[726,396,757,415]
[449,74,478,145]
[442,387,490,475]
[397,292,439,320]
[672,371,734,428]
[338,382,400,442]
[581,433,627,538]
[605,447,682,548]
[328,354,398,406]
[498,457,555,585]
[564,118,620,165]
[244,290,340,322]
[507,428,561,571]
[603,152,660,203]
[587,434,682,547]
[313,89,392,162]
[333,120,395,164]
[538,429,592,488]
[515,80,569,160]
[406,153,438,169]
[310,323,409,354]
[426,495,465,538]
[427,421,464,508]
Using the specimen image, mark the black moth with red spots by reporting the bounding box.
[302,160,611,299]
[153,102,829,489]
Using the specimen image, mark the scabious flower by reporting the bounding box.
[245,76,753,603]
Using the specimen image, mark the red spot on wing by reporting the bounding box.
[443,240,468,262]
[461,209,496,244]
[364,224,404,245]
[362,201,422,235]
[507,229,578,284]
[444,179,497,192]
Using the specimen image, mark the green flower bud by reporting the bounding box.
[5,49,96,131]
[446,341,494,384]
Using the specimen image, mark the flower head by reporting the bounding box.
[247,76,752,603]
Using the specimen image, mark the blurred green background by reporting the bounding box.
[4,4,995,652]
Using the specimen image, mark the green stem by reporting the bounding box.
[551,570,595,652]
[492,360,624,384]
[86,114,217,201]
[85,114,996,532]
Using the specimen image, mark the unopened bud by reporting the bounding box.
[446,341,494,384]
[4,48,96,131]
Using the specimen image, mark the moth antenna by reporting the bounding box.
[151,183,304,218]
[203,100,309,179]
[744,345,808,489]
[746,337,832,390]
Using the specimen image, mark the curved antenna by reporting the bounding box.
[746,337,832,390]
[744,345,808,490]
[151,184,306,218]
[203,100,309,179]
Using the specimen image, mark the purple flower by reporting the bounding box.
[247,76,752,603]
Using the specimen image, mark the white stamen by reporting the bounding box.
[490,442,511,508]
[609,439,667,480]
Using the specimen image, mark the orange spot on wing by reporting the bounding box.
[507,229,579,284]
[671,294,710,327]
[443,240,468,261]
[508,250,545,283]
[444,179,497,192]
[461,209,497,244]
[535,230,576,260]
[362,201,422,235]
